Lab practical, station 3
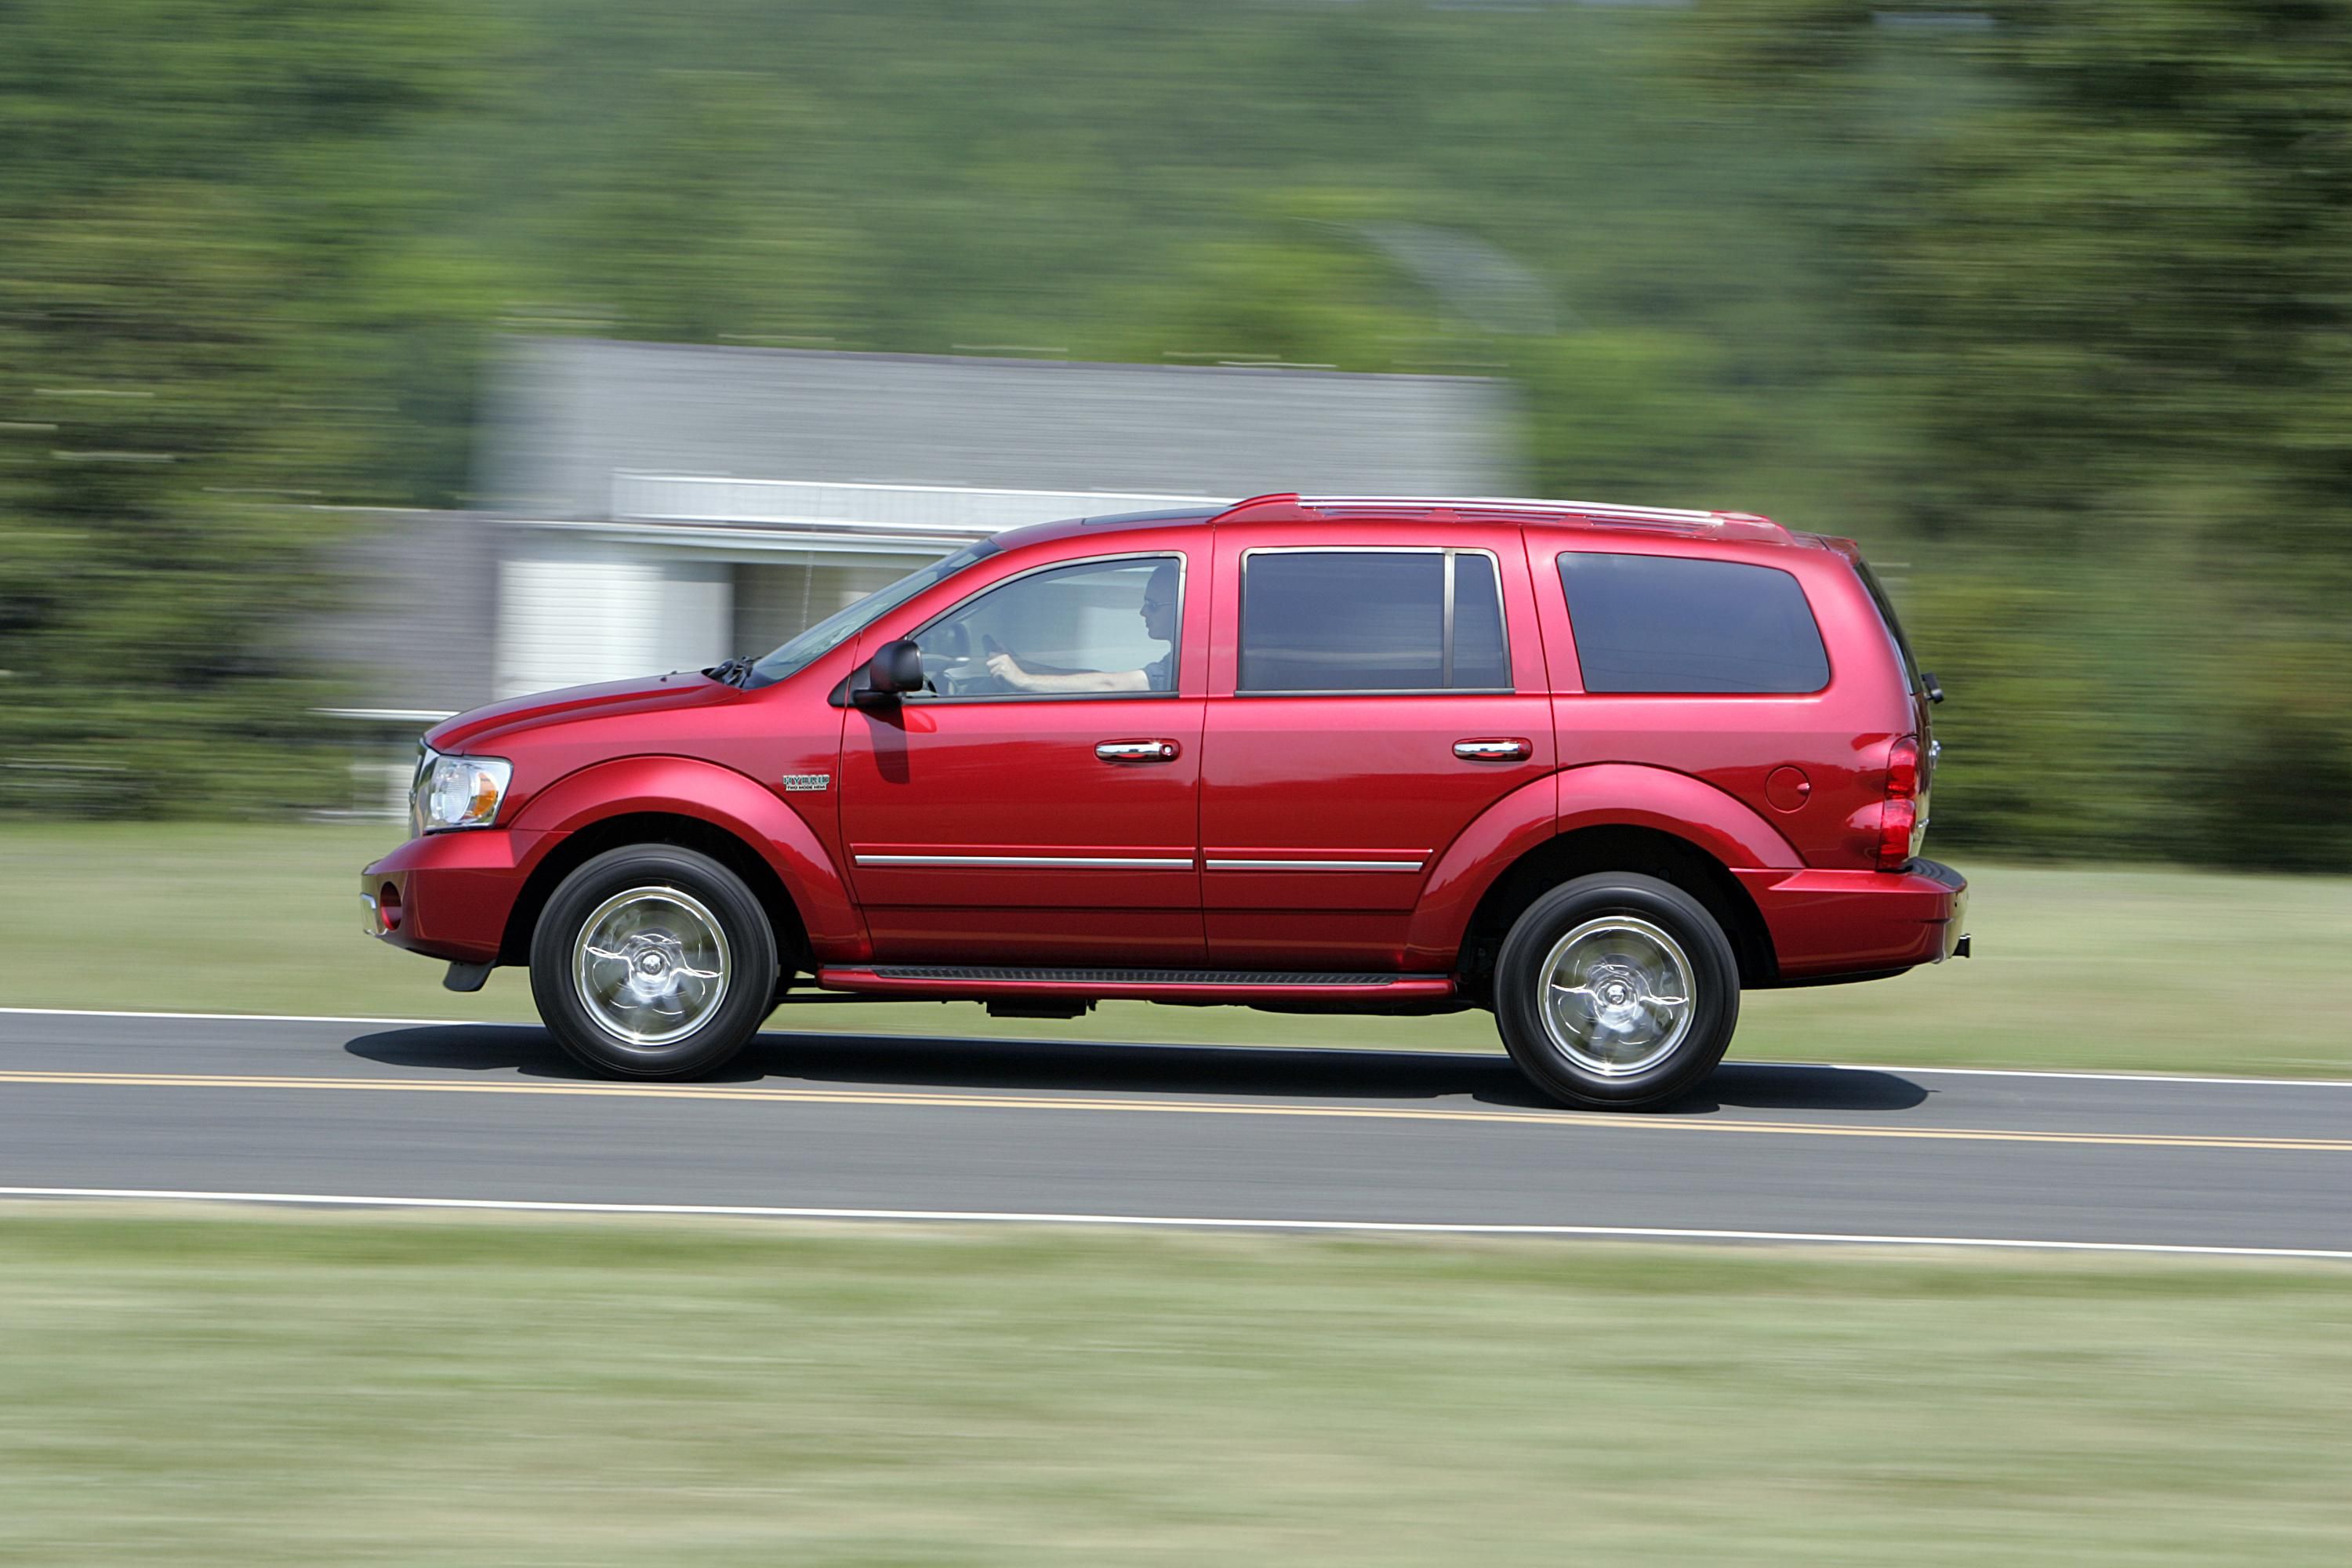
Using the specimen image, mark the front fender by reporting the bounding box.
[511,755,866,957]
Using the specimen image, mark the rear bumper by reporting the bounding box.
[361,828,551,964]
[1735,857,1968,982]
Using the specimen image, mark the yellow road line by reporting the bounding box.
[0,1069,2344,1153]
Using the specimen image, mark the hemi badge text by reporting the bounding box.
[781,773,830,793]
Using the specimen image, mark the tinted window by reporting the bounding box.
[1450,552,1510,689]
[1559,553,1829,694]
[1240,550,1510,693]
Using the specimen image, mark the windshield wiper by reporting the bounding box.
[703,656,757,688]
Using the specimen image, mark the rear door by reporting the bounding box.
[839,548,1207,964]
[1197,521,1554,970]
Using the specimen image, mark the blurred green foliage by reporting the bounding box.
[0,0,492,813]
[1700,0,2352,866]
[1,0,2345,864]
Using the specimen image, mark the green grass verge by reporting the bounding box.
[5,822,2348,1076]
[2,1210,2346,1565]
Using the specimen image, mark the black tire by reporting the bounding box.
[1492,872,1739,1109]
[528,844,779,1079]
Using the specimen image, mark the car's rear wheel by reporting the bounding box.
[529,844,777,1078]
[1493,872,1739,1109]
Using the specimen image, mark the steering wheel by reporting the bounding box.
[922,625,1018,695]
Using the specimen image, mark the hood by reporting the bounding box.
[425,672,739,754]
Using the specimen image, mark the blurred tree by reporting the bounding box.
[1696,0,2352,867]
[5,0,2343,867]
[0,0,489,813]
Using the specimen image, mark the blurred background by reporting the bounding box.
[5,11,2351,1562]
[3,0,2346,870]
[1,0,2348,1089]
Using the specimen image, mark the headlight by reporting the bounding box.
[413,750,512,832]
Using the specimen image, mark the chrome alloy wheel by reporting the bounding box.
[570,885,731,1047]
[1537,915,1696,1078]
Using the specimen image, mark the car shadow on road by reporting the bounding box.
[343,1024,1932,1115]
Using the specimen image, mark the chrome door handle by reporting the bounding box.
[1097,739,1179,763]
[1454,738,1531,761]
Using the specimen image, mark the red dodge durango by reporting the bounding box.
[364,492,1968,1108]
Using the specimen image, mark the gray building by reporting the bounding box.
[344,336,1522,724]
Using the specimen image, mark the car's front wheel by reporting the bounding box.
[529,844,778,1078]
[1493,873,1739,1109]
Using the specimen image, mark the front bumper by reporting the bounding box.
[1735,856,1969,982]
[361,827,551,964]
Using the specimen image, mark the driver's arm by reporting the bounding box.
[985,654,1149,694]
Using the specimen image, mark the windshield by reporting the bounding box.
[746,540,1000,688]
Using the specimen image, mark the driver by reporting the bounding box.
[985,560,1177,694]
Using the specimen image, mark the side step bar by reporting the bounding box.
[815,965,1454,1004]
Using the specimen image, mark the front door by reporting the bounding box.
[840,550,1207,964]
[1198,526,1555,970]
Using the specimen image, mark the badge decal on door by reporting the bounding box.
[781,773,831,792]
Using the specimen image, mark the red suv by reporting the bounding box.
[364,494,1966,1108]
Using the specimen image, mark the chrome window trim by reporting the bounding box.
[884,689,1185,706]
[1235,544,1512,697]
[1218,686,1515,699]
[892,550,1189,705]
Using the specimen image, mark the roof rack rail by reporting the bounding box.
[1296,494,1723,528]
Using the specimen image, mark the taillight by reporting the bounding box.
[1876,736,1921,870]
[1876,799,1918,870]
[1886,735,1920,801]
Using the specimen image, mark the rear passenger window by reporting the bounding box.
[1240,550,1511,693]
[1558,553,1829,694]
[1449,553,1510,689]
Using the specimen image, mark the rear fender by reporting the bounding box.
[511,756,866,958]
[1403,763,1799,968]
[1403,772,1560,971]
[1555,763,1802,873]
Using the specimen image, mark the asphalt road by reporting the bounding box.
[3,1007,2347,1256]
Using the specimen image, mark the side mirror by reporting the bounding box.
[853,639,925,706]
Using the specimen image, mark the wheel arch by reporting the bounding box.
[1409,763,1792,994]
[1454,824,1778,999]
[499,812,811,973]
[500,756,862,972]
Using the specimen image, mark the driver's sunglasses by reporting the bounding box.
[1140,595,1170,612]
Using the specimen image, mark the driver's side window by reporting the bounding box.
[907,554,1183,701]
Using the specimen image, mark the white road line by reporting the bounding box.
[3,1005,2347,1088]
[1,1186,2347,1260]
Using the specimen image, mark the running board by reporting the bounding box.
[815,965,1454,1004]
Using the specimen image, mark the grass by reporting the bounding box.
[5,821,2348,1076]
[0,1209,2345,1566]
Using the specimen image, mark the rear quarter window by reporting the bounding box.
[1558,553,1830,695]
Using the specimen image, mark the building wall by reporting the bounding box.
[314,510,503,718]
[735,558,913,657]
[495,539,732,699]
[485,339,1521,520]
[346,340,1529,717]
